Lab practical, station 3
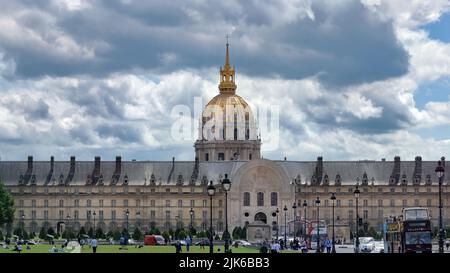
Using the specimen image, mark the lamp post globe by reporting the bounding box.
[435,159,445,253]
[207,180,216,254]
[126,209,130,238]
[315,197,321,253]
[93,211,96,231]
[330,192,336,253]
[221,174,231,253]
[353,185,360,253]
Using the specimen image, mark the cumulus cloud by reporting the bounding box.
[0,0,449,161]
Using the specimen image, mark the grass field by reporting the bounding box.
[0,244,268,253]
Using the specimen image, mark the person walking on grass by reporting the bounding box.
[91,237,98,253]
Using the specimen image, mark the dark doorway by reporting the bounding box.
[254,212,267,224]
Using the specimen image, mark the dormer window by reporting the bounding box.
[30,175,36,185]
[323,175,329,186]
[123,175,129,185]
[335,174,341,186]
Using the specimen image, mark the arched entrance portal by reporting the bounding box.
[254,212,267,224]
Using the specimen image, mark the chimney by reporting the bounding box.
[115,156,122,174]
[50,156,54,170]
[317,156,323,183]
[415,156,422,174]
[28,156,33,170]
[172,157,175,163]
[70,156,75,166]
[94,156,101,173]
[394,156,400,173]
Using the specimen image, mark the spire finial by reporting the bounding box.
[218,34,236,94]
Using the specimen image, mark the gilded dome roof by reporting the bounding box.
[205,93,250,109]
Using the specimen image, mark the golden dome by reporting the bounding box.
[205,93,250,109]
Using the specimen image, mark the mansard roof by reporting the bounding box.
[0,157,449,186]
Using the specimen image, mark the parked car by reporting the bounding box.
[358,237,375,253]
[127,239,136,245]
[171,240,186,246]
[371,241,385,253]
[234,240,251,246]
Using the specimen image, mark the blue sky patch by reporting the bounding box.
[423,11,450,43]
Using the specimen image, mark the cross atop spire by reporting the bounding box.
[219,36,236,94]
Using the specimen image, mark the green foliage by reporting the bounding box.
[132,228,143,240]
[0,229,3,241]
[95,228,105,239]
[196,230,206,238]
[214,234,220,240]
[232,226,242,239]
[47,227,55,236]
[112,229,122,241]
[88,227,94,238]
[121,228,129,238]
[162,231,170,242]
[0,180,15,228]
[146,227,161,235]
[240,226,247,239]
[39,227,46,239]
[189,227,196,237]
[78,226,86,236]
[168,228,174,236]
[177,230,187,240]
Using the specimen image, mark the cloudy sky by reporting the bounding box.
[0,0,450,162]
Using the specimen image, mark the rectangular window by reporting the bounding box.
[44,210,48,220]
[59,210,64,220]
[390,200,395,207]
[378,199,383,207]
[378,188,383,193]
[218,200,223,207]
[348,200,353,207]
[415,199,420,206]
[178,200,183,207]
[151,200,155,207]
[99,200,104,207]
[244,192,250,206]
[87,200,91,207]
[87,211,91,220]
[218,153,225,161]
[363,210,368,219]
[427,199,432,207]
[402,188,407,193]
[349,210,353,222]
[31,210,36,220]
[111,210,116,220]
[402,200,407,207]
[59,200,64,207]
[202,210,207,220]
[44,200,49,207]
[136,199,141,207]
[165,211,171,221]
[31,200,36,207]
[74,210,79,220]
[190,200,195,207]
[203,200,207,207]
[205,153,209,161]
[74,200,79,207]
[111,200,116,207]
[363,199,368,207]
[150,210,156,220]
[166,200,171,207]
[257,192,264,206]
[336,200,341,207]
[124,200,128,207]
[99,210,104,221]
[219,210,223,219]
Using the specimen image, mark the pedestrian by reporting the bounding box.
[325,239,332,253]
[175,241,182,253]
[446,240,449,251]
[185,236,191,252]
[91,237,98,253]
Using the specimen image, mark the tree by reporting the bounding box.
[133,227,143,240]
[0,180,15,234]
[240,226,247,239]
[88,227,94,238]
[78,226,86,237]
[0,230,3,241]
[112,229,122,241]
[232,227,242,239]
[47,227,55,236]
[95,228,105,239]
[162,231,170,243]
[178,230,187,240]
[39,227,46,239]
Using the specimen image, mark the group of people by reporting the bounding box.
[174,236,193,253]
[258,237,336,253]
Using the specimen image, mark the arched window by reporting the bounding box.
[270,192,278,206]
[243,192,250,206]
[257,192,264,206]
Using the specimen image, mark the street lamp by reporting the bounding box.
[354,184,360,253]
[315,197,321,253]
[93,211,96,231]
[126,209,130,237]
[207,180,216,254]
[435,158,445,254]
[21,213,25,239]
[190,208,194,233]
[221,173,231,253]
[283,205,288,249]
[136,211,141,229]
[330,192,336,253]
[275,208,280,241]
[66,215,71,239]
[303,200,307,241]
[292,202,297,237]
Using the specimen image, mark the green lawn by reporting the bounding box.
[0,244,263,253]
